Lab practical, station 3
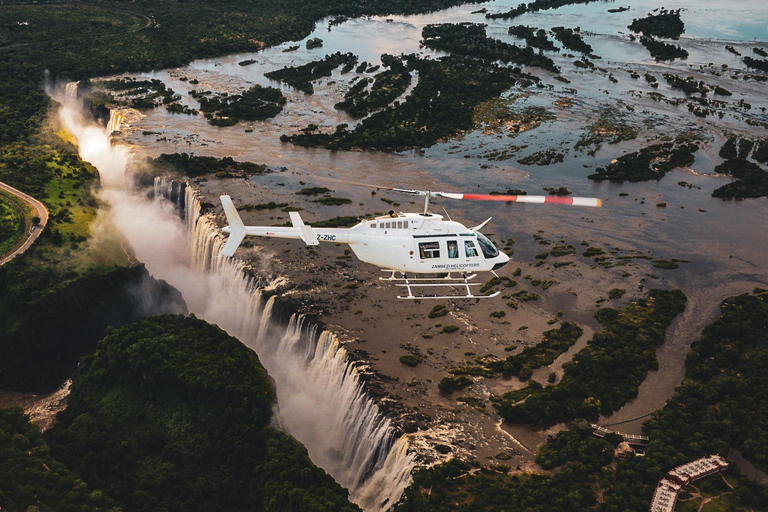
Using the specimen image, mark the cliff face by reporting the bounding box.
[0,264,187,393]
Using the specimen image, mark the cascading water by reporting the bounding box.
[65,81,79,102]
[55,84,415,511]
[106,110,125,134]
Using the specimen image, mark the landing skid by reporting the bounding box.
[380,270,499,300]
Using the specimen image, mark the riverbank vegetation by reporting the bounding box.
[708,136,768,198]
[196,85,286,125]
[265,52,359,94]
[508,25,558,52]
[639,36,689,60]
[486,322,583,378]
[334,56,411,119]
[496,289,686,426]
[588,142,698,182]
[282,53,522,150]
[628,8,685,39]
[551,26,594,56]
[149,153,268,177]
[421,23,559,73]
[396,290,768,511]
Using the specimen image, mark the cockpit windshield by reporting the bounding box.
[475,232,499,258]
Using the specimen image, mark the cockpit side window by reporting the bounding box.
[475,232,499,258]
[464,240,479,257]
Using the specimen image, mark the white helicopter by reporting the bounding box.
[220,186,601,299]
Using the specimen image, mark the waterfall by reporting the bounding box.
[107,109,125,134]
[56,90,416,511]
[178,182,417,510]
[65,82,79,102]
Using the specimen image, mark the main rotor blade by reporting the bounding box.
[307,176,427,196]
[436,192,602,207]
[296,176,602,207]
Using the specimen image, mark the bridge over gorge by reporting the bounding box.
[591,424,650,447]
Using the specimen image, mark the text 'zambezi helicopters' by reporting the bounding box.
[220,185,601,299]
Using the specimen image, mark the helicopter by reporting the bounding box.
[219,186,601,299]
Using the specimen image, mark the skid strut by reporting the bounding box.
[380,270,500,299]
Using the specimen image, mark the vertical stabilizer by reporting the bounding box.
[289,211,319,246]
[220,195,246,256]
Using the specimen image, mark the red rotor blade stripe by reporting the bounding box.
[457,194,601,207]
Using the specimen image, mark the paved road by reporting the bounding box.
[0,181,49,266]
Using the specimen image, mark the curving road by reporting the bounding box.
[0,181,48,266]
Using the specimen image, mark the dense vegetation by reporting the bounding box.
[588,142,698,182]
[421,23,559,72]
[0,191,28,258]
[396,290,768,511]
[195,84,286,126]
[628,8,685,39]
[149,152,268,177]
[0,263,186,392]
[602,290,768,511]
[551,26,594,56]
[93,77,180,110]
[507,25,558,52]
[712,158,768,199]
[282,53,523,150]
[486,322,583,378]
[496,289,686,426]
[334,55,411,119]
[743,56,768,72]
[265,52,359,94]
[394,422,617,512]
[639,36,689,60]
[486,0,607,21]
[709,136,768,199]
[0,407,120,512]
[46,315,359,512]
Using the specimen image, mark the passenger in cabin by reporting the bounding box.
[447,240,459,258]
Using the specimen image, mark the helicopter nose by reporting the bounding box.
[492,252,510,270]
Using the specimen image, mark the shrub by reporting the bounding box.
[399,354,422,367]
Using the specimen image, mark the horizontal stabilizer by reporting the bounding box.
[221,195,246,256]
[289,211,319,246]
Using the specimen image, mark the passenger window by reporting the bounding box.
[397,221,402,229]
[370,223,376,228]
[447,240,459,259]
[418,242,440,259]
[385,222,391,229]
[465,241,479,257]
